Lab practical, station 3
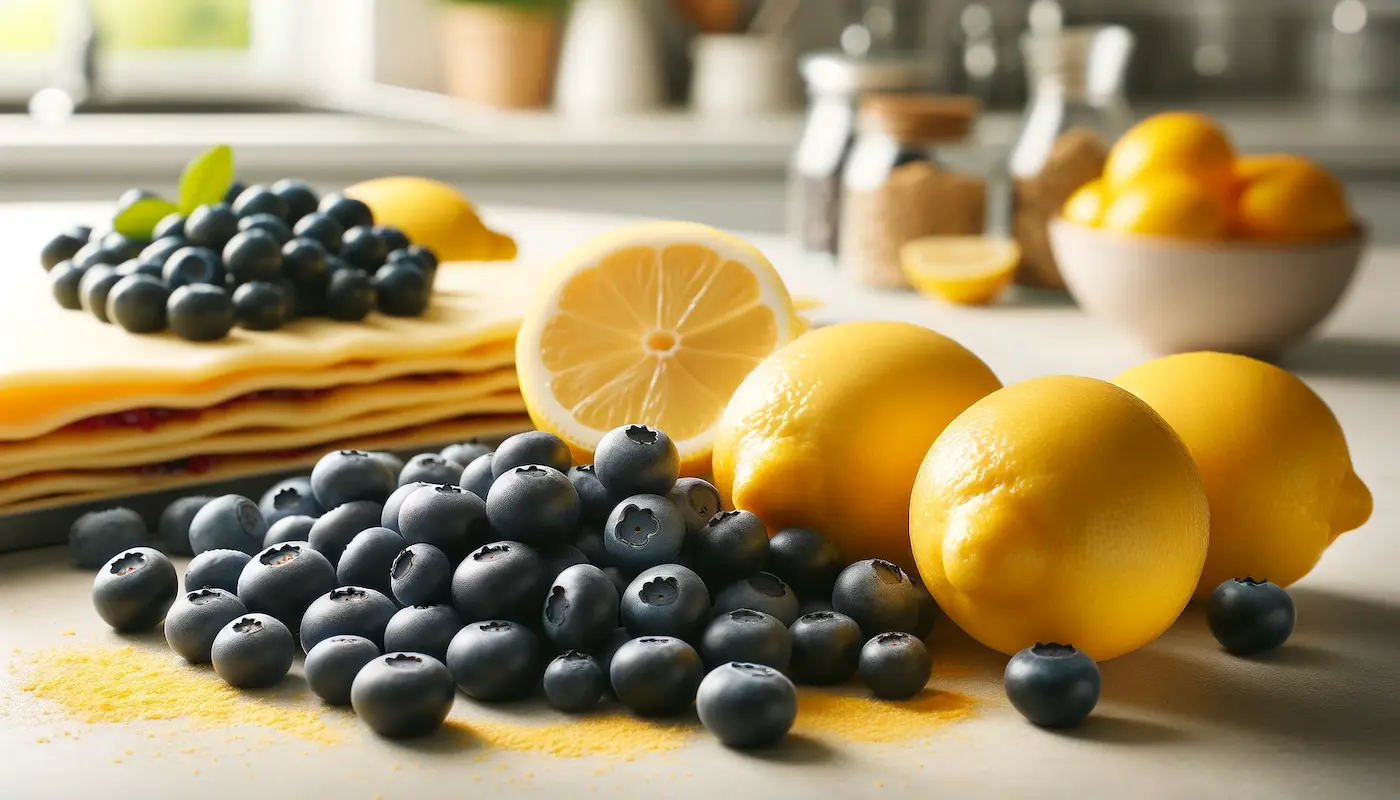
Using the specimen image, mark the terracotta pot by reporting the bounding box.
[440,3,561,109]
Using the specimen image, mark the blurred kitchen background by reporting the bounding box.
[2,0,1399,242]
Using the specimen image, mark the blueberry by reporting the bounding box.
[336,526,405,599]
[543,651,608,713]
[158,495,211,556]
[700,608,792,671]
[541,544,590,581]
[162,246,223,289]
[491,431,571,477]
[667,477,723,538]
[800,599,835,616]
[152,214,186,240]
[572,524,608,567]
[258,476,323,525]
[403,244,438,269]
[486,465,581,549]
[41,229,88,270]
[292,212,345,253]
[300,586,398,653]
[304,635,379,706]
[71,241,117,270]
[223,181,247,205]
[767,528,844,603]
[114,258,164,281]
[354,652,456,738]
[387,250,437,292]
[832,559,921,637]
[183,549,250,594]
[168,284,236,342]
[188,495,267,555]
[594,626,631,675]
[620,564,710,640]
[91,548,179,633]
[697,662,798,748]
[1207,577,1295,656]
[542,564,619,652]
[232,185,289,220]
[609,636,703,717]
[371,262,430,317]
[311,449,397,510]
[440,441,492,468]
[603,494,685,572]
[324,269,376,321]
[368,451,405,480]
[281,237,328,292]
[446,620,543,701]
[264,515,316,548]
[50,261,88,309]
[185,203,240,251]
[384,604,462,663]
[594,425,680,498]
[223,229,283,285]
[271,179,319,223]
[69,507,148,569]
[788,611,863,685]
[140,235,188,266]
[398,484,492,563]
[340,226,389,272]
[458,453,495,500]
[319,193,375,230]
[165,588,248,664]
[308,500,384,566]
[232,281,289,331]
[859,632,932,700]
[451,541,548,625]
[237,213,292,244]
[693,510,769,587]
[567,466,612,524]
[106,275,169,333]
[391,543,453,607]
[399,453,463,486]
[1004,643,1101,728]
[373,225,411,253]
[211,614,295,688]
[602,566,631,597]
[236,542,339,632]
[78,265,123,322]
[99,231,146,262]
[713,572,799,626]
[911,582,938,640]
[381,481,431,533]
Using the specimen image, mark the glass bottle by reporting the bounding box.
[1008,25,1134,290]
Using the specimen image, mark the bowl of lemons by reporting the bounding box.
[1048,111,1366,356]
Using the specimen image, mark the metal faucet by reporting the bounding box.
[29,0,99,122]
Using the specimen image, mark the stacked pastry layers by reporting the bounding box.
[0,262,544,516]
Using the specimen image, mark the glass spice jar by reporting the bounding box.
[1008,25,1134,290]
[838,93,985,289]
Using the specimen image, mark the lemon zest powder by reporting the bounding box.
[446,714,697,758]
[794,689,978,743]
[17,646,340,744]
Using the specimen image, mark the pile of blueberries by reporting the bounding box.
[39,181,438,342]
[77,424,1299,744]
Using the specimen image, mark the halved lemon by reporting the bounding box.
[900,236,1020,306]
[515,221,800,475]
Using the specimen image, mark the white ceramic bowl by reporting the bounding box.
[1049,219,1367,355]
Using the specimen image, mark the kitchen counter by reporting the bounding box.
[1,204,1398,798]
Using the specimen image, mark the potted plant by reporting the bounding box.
[439,0,568,109]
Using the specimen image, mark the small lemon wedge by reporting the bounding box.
[900,237,1020,306]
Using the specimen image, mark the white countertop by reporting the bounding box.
[1,203,1398,798]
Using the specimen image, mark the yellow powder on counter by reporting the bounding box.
[794,689,977,743]
[448,713,697,759]
[17,646,340,744]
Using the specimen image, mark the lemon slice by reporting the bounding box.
[900,236,1020,306]
[516,221,800,475]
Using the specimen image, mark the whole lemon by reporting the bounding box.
[909,376,1209,662]
[1061,177,1109,227]
[1100,173,1230,240]
[712,321,1002,571]
[344,176,517,262]
[1232,154,1353,242]
[1104,111,1237,202]
[1113,352,1372,598]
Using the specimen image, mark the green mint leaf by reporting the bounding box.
[178,144,235,215]
[113,196,179,240]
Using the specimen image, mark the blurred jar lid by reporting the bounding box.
[857,93,980,142]
[799,51,936,96]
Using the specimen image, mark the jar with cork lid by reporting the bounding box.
[838,94,986,289]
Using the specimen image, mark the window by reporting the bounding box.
[0,0,298,104]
